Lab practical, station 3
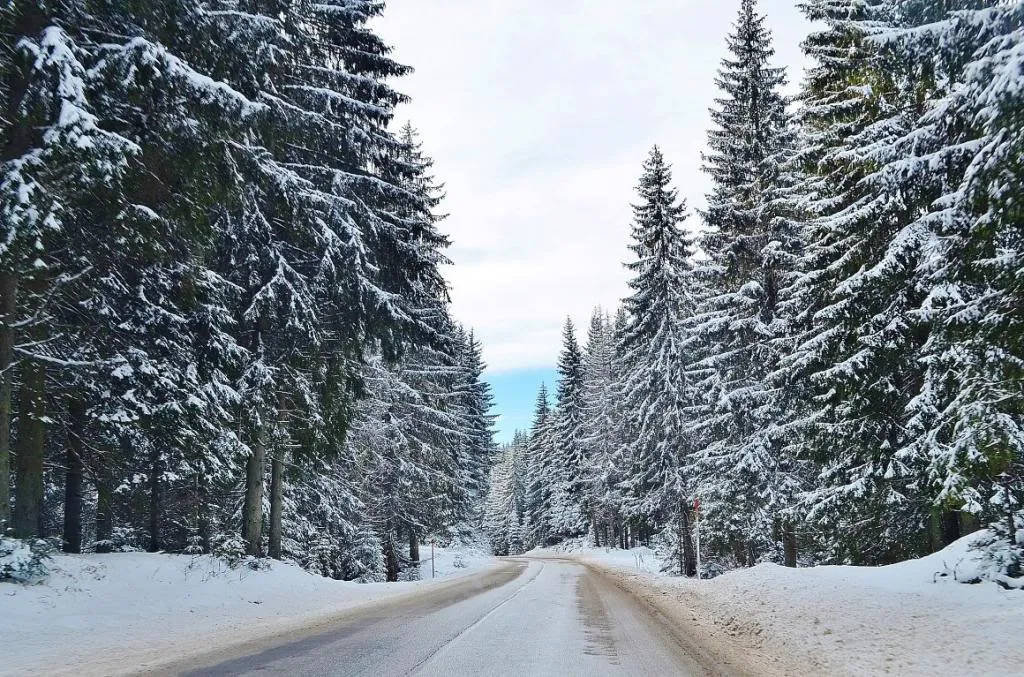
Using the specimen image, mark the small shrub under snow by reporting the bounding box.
[0,536,57,583]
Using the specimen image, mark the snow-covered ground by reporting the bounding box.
[0,545,494,677]
[530,535,1024,676]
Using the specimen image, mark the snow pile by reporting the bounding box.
[573,533,1024,676]
[1,546,495,676]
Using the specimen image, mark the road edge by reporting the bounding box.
[575,558,813,677]
[115,560,523,677]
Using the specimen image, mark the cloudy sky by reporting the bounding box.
[375,0,814,440]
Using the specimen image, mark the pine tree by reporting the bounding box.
[580,308,622,546]
[484,438,528,555]
[771,0,946,564]
[617,147,701,575]
[453,329,497,526]
[870,1,1024,574]
[550,318,588,538]
[335,122,463,579]
[524,383,555,546]
[688,0,802,567]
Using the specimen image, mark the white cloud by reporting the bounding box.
[375,0,812,373]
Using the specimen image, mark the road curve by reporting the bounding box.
[157,559,718,677]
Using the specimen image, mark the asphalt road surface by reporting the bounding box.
[169,559,716,677]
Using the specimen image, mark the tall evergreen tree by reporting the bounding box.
[580,308,622,546]
[870,1,1024,574]
[689,0,802,567]
[550,317,587,538]
[484,433,528,556]
[774,0,941,564]
[454,329,497,526]
[524,383,555,546]
[617,147,700,575]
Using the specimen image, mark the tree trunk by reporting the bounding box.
[678,507,696,577]
[941,508,961,547]
[95,467,113,553]
[929,506,943,553]
[384,533,399,582]
[409,528,420,564]
[13,357,45,538]
[148,446,161,552]
[731,537,747,566]
[0,269,16,534]
[783,521,798,568]
[243,429,266,556]
[268,447,284,559]
[676,514,686,576]
[195,470,211,553]
[959,510,981,537]
[63,397,86,553]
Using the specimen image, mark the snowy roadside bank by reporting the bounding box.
[531,536,1024,676]
[0,546,495,677]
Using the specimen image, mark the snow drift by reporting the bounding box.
[544,533,1024,676]
[0,545,493,676]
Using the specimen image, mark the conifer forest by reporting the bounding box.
[1,0,495,583]
[484,0,1024,580]
[2,0,1023,593]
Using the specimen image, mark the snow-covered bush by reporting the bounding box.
[966,524,1024,589]
[301,527,385,582]
[0,537,56,583]
[95,526,145,553]
[210,533,266,571]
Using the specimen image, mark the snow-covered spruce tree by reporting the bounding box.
[524,383,556,547]
[616,147,701,575]
[580,308,624,547]
[508,429,529,553]
[0,0,471,578]
[868,2,1024,576]
[484,447,513,555]
[0,2,132,538]
[688,0,802,568]
[2,1,253,548]
[206,1,449,559]
[549,318,588,539]
[151,0,451,560]
[346,350,448,581]
[452,329,497,532]
[774,0,944,565]
[484,433,528,556]
[348,322,490,581]
[332,122,463,581]
[80,0,283,556]
[607,306,638,549]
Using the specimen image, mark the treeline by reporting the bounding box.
[486,0,1023,578]
[0,1,494,582]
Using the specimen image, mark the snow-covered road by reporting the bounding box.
[172,559,714,677]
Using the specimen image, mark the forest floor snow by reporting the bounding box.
[529,534,1024,676]
[0,544,495,676]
